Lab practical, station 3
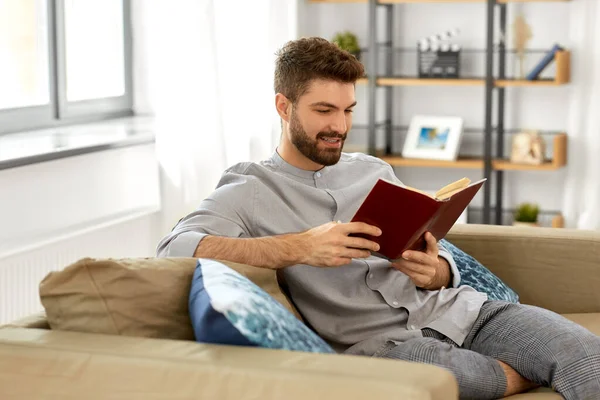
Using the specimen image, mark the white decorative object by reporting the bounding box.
[510,130,545,165]
[402,115,464,161]
[419,28,461,49]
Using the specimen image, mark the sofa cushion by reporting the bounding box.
[189,259,334,353]
[39,257,301,340]
[561,313,600,336]
[440,239,519,303]
[0,327,458,400]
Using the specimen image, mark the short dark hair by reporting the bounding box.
[274,37,365,103]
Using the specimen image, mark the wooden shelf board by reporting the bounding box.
[378,77,484,86]
[310,0,569,3]
[309,0,366,2]
[357,78,569,87]
[377,155,566,171]
[380,0,496,3]
[551,214,565,228]
[379,156,484,169]
[498,0,569,2]
[493,160,563,171]
[382,0,570,2]
[495,79,565,87]
[387,0,570,2]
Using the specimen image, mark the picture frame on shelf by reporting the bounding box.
[402,115,464,161]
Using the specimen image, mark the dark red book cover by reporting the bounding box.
[350,178,486,261]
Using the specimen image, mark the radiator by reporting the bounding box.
[0,214,159,325]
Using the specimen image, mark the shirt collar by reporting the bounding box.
[270,149,327,179]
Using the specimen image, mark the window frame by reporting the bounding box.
[0,0,134,136]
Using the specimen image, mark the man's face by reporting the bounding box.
[288,79,356,167]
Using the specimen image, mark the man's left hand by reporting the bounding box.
[391,232,451,290]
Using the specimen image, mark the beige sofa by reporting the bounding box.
[1,223,599,399]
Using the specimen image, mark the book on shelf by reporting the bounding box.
[525,44,563,81]
[350,177,486,261]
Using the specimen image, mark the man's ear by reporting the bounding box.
[275,93,292,123]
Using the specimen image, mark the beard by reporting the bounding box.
[289,111,347,167]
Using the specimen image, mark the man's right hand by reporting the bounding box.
[294,221,382,268]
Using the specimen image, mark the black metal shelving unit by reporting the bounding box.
[362,0,568,226]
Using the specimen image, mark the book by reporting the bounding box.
[525,44,563,81]
[349,177,486,261]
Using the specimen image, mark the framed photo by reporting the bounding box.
[402,115,464,161]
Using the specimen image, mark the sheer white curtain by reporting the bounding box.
[132,0,297,234]
[212,0,298,164]
[563,0,600,230]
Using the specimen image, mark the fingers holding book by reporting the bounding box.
[401,232,439,260]
[391,232,449,290]
[338,221,382,238]
[297,220,382,268]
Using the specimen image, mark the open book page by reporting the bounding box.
[381,177,485,201]
[436,178,488,200]
[387,177,472,201]
[435,177,472,200]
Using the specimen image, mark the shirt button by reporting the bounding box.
[392,301,399,306]
[409,325,416,330]
[315,172,321,178]
[368,274,374,279]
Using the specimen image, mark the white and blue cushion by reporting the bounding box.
[440,239,519,303]
[188,259,334,353]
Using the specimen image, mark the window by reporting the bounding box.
[0,0,50,110]
[64,0,126,102]
[0,0,133,135]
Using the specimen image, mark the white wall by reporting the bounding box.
[0,142,162,323]
[0,144,161,259]
[0,213,160,325]
[299,2,573,225]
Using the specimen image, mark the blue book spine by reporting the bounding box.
[525,44,563,80]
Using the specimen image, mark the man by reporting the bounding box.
[157,37,600,399]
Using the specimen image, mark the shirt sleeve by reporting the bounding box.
[438,244,461,288]
[156,169,256,257]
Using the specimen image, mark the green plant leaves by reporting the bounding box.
[332,31,360,54]
[514,202,539,222]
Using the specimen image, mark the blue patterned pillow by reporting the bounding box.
[189,259,334,353]
[440,239,519,303]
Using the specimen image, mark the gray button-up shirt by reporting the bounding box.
[157,151,488,355]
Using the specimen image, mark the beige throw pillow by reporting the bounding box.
[39,257,301,340]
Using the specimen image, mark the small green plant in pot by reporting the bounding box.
[332,31,361,60]
[513,202,540,227]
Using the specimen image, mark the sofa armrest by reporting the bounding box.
[0,327,457,400]
[447,224,600,314]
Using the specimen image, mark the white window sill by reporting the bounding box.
[0,115,155,171]
[0,116,161,258]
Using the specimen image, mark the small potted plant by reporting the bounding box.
[513,202,540,227]
[332,31,361,61]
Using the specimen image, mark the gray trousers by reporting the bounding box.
[377,301,600,400]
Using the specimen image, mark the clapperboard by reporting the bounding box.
[417,29,461,78]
